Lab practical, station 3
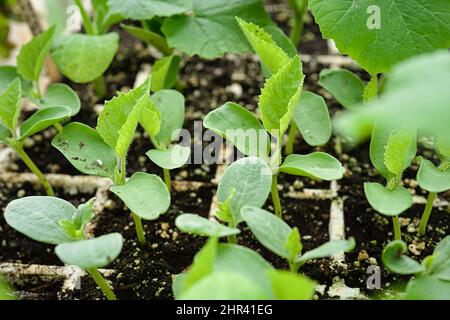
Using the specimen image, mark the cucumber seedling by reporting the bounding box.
[52,77,171,244]
[4,196,123,300]
[382,236,450,299]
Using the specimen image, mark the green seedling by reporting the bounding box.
[4,196,123,300]
[310,0,450,108]
[382,236,450,300]
[241,206,355,272]
[173,237,317,300]
[416,135,450,235]
[365,125,416,240]
[52,77,170,244]
[49,0,122,98]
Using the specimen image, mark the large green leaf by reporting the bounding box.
[146,145,190,170]
[39,83,80,116]
[52,122,117,180]
[240,206,297,260]
[108,0,190,20]
[217,157,272,224]
[382,240,425,275]
[19,106,72,139]
[293,91,331,146]
[151,55,181,92]
[295,238,355,265]
[309,0,450,75]
[162,0,272,59]
[110,172,170,220]
[17,26,55,81]
[203,102,270,158]
[4,196,76,244]
[364,182,412,216]
[51,33,119,83]
[236,18,289,75]
[0,78,21,131]
[150,89,184,147]
[417,158,450,193]
[279,152,345,180]
[259,55,303,136]
[268,270,316,300]
[55,233,123,269]
[318,69,364,109]
[175,214,240,238]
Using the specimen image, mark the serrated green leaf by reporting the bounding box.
[268,270,316,300]
[217,157,272,224]
[364,182,412,216]
[73,198,95,230]
[237,17,289,75]
[295,238,356,265]
[110,172,170,220]
[259,55,303,136]
[318,69,364,109]
[175,214,240,238]
[17,26,55,81]
[52,122,117,180]
[384,128,416,178]
[38,83,80,116]
[203,102,270,158]
[293,91,331,146]
[4,196,76,244]
[55,233,123,269]
[162,0,272,59]
[51,33,119,83]
[146,144,190,170]
[151,55,180,92]
[310,0,450,75]
[0,78,21,131]
[121,24,171,55]
[382,240,425,275]
[109,0,191,20]
[285,227,302,261]
[279,152,344,180]
[19,106,72,139]
[417,158,450,193]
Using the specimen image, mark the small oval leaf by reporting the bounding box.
[382,240,425,275]
[364,182,413,216]
[417,158,450,193]
[175,214,240,237]
[20,106,72,139]
[280,152,344,180]
[146,145,190,170]
[39,83,81,116]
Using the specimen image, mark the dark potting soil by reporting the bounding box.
[0,180,97,265]
[13,280,62,300]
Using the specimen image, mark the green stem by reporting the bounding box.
[87,268,117,300]
[74,0,95,35]
[53,122,63,133]
[271,174,282,218]
[392,216,401,241]
[131,212,147,245]
[14,142,54,196]
[34,80,41,99]
[289,260,299,273]
[163,168,171,192]
[285,122,297,155]
[287,0,309,46]
[418,192,436,236]
[94,76,106,99]
[227,220,237,244]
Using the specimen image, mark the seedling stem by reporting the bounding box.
[285,122,298,155]
[94,76,106,99]
[392,216,401,241]
[131,212,147,245]
[418,192,436,236]
[287,0,309,46]
[87,268,117,300]
[74,0,95,35]
[271,174,282,218]
[163,168,171,192]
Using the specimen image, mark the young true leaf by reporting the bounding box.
[59,198,95,240]
[38,83,81,116]
[150,89,184,148]
[363,76,378,102]
[268,270,316,300]
[17,26,55,81]
[175,214,240,238]
[309,0,450,75]
[236,17,290,75]
[146,144,190,170]
[259,55,303,136]
[384,128,416,178]
[151,55,181,92]
[19,106,72,139]
[241,206,299,260]
[203,102,270,158]
[55,233,123,269]
[285,227,302,262]
[382,240,425,275]
[364,182,412,216]
[4,196,77,244]
[51,33,119,83]
[52,122,117,180]
[110,172,170,220]
[162,0,272,59]
[295,238,356,266]
[279,152,345,181]
[121,24,171,55]
[0,78,21,131]
[0,66,32,94]
[292,91,332,146]
[318,69,364,109]
[108,0,190,20]
[217,157,272,224]
[417,158,450,193]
